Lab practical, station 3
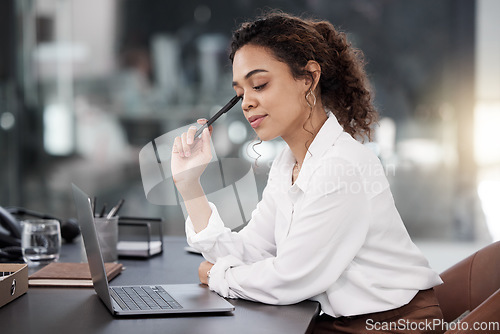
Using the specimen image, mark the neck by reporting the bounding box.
[282,103,328,166]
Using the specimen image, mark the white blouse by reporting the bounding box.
[185,112,442,318]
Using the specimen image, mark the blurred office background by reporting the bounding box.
[1,0,499,271]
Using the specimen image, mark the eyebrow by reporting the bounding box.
[232,69,269,87]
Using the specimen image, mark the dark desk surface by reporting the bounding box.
[1,236,319,334]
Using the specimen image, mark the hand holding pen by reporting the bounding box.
[171,95,241,191]
[170,119,213,188]
[172,95,241,160]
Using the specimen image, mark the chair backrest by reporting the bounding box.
[434,241,500,323]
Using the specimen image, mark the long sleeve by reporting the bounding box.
[185,171,278,264]
[208,162,370,304]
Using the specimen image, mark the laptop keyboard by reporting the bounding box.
[111,286,183,311]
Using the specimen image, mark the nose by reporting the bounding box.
[241,93,257,112]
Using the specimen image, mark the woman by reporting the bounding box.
[171,12,444,334]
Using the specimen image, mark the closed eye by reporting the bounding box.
[253,83,268,91]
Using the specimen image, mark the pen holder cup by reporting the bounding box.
[93,216,119,263]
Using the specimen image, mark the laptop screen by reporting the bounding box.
[72,183,114,312]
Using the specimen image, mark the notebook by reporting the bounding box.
[72,184,235,316]
[29,262,122,287]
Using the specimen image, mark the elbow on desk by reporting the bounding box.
[243,289,310,306]
[270,295,311,306]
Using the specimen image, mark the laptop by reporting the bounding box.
[72,183,235,316]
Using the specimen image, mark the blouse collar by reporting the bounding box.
[284,111,345,192]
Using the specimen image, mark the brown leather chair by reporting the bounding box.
[434,241,500,334]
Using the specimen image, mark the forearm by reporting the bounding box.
[176,180,212,233]
[185,180,278,262]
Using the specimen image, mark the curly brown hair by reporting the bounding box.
[229,11,378,142]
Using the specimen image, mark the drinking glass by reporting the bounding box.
[21,219,61,266]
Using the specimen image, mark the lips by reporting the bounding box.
[248,115,267,128]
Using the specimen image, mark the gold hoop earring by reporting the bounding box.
[305,90,317,109]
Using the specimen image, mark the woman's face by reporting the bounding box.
[232,44,311,142]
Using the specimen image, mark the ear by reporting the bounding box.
[304,60,321,92]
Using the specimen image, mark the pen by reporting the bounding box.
[99,204,107,218]
[92,196,97,217]
[194,95,242,138]
[107,199,125,219]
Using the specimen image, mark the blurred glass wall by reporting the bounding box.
[0,0,498,244]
